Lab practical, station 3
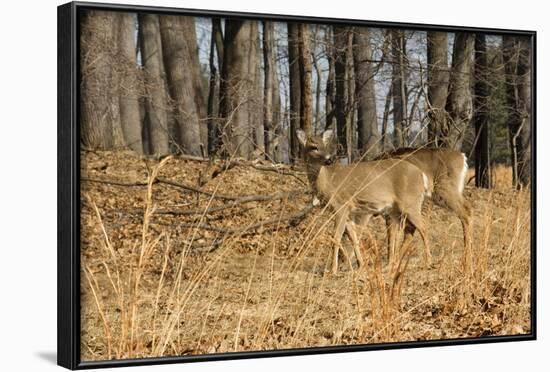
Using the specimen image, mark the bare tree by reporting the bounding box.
[381,85,393,152]
[427,31,449,147]
[80,10,119,150]
[181,17,207,148]
[212,18,224,69]
[249,22,264,157]
[325,27,336,130]
[207,18,224,156]
[345,31,356,161]
[298,23,314,136]
[287,23,301,162]
[159,15,202,156]
[391,30,407,148]
[333,26,350,156]
[116,13,143,154]
[220,20,254,159]
[353,27,380,157]
[444,33,475,150]
[473,34,491,188]
[311,25,322,133]
[138,14,170,156]
[263,21,275,159]
[207,19,221,156]
[503,35,531,189]
[271,31,283,162]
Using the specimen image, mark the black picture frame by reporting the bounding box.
[57,1,537,369]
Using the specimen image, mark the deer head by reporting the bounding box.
[296,129,338,166]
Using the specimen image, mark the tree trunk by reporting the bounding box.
[353,27,380,157]
[248,22,264,157]
[159,15,202,156]
[345,32,355,161]
[220,20,254,159]
[208,18,224,156]
[427,31,449,147]
[273,75,283,162]
[298,23,313,136]
[138,14,170,155]
[391,30,407,148]
[116,13,143,154]
[207,19,220,156]
[312,25,322,134]
[212,18,224,70]
[381,85,393,152]
[272,35,283,162]
[263,21,274,159]
[287,23,301,162]
[503,36,531,189]
[333,26,349,157]
[474,34,491,188]
[444,32,475,150]
[181,17,207,152]
[325,27,336,130]
[516,38,532,188]
[80,10,119,150]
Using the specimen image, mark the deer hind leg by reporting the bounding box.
[345,222,363,270]
[332,209,349,275]
[345,214,372,270]
[435,185,473,269]
[402,211,432,268]
[385,215,401,267]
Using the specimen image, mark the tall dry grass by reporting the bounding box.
[81,161,531,360]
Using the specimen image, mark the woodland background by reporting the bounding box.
[80,10,532,188]
[0,0,544,371]
[76,9,533,362]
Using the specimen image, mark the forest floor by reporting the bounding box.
[79,150,532,362]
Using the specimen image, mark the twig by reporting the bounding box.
[156,177,238,201]
[157,202,315,252]
[82,176,240,201]
[177,203,313,234]
[198,158,307,187]
[155,191,298,216]
[82,177,148,187]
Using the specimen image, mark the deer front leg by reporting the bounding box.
[332,209,349,275]
[346,214,372,270]
[345,221,363,270]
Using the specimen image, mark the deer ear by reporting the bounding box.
[322,129,335,146]
[296,130,307,146]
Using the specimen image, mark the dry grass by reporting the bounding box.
[80,151,531,361]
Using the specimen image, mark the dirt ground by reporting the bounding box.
[79,151,531,361]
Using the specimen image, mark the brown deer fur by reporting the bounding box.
[297,130,432,274]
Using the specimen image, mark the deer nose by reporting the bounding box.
[324,155,334,165]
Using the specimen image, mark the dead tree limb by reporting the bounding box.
[155,191,299,216]
[82,177,149,187]
[175,202,313,233]
[198,159,307,187]
[82,176,240,201]
[156,177,238,200]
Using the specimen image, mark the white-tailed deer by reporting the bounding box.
[375,148,472,266]
[297,129,432,274]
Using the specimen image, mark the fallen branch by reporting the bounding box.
[156,177,238,201]
[157,202,315,252]
[190,158,307,187]
[82,177,148,187]
[83,176,241,201]
[155,191,298,216]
